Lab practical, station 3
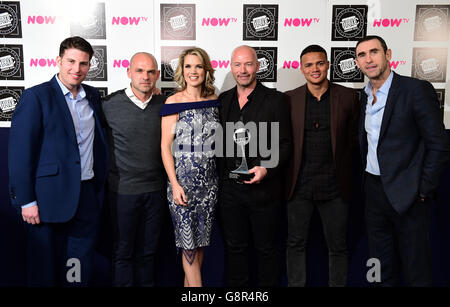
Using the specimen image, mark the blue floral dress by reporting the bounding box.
[160,100,220,262]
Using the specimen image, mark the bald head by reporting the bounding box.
[130,52,158,68]
[230,45,259,89]
[231,45,257,63]
[127,52,160,100]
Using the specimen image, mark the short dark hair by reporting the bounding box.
[356,35,388,53]
[59,36,94,60]
[300,44,327,61]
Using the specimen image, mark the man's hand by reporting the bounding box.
[244,166,268,184]
[22,205,40,225]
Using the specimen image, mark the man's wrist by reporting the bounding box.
[418,193,427,203]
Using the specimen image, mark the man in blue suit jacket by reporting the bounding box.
[355,35,450,286]
[8,36,108,286]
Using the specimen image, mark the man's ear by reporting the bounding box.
[386,48,392,62]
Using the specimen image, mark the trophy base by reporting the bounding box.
[229,171,255,182]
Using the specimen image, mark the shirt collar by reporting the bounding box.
[306,84,330,101]
[125,84,153,104]
[55,74,86,100]
[364,71,394,97]
[246,81,262,101]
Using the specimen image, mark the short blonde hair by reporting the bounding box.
[174,47,215,98]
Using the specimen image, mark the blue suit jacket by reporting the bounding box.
[8,76,108,223]
[359,72,450,214]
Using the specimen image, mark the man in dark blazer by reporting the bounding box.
[218,45,291,286]
[284,45,359,287]
[355,35,450,286]
[8,36,108,286]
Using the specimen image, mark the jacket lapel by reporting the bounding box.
[50,76,78,146]
[293,86,306,176]
[378,72,399,143]
[85,86,107,146]
[220,86,235,127]
[359,90,368,157]
[329,83,338,159]
[250,82,265,121]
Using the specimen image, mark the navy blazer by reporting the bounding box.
[8,76,108,223]
[359,72,450,214]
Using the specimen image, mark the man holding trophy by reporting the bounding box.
[218,45,292,287]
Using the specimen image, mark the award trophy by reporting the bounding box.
[230,128,254,181]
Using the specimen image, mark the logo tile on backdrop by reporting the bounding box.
[70,2,106,39]
[255,47,277,82]
[0,86,22,122]
[412,48,447,83]
[161,46,194,81]
[161,87,176,97]
[96,87,108,98]
[243,4,278,41]
[331,5,368,41]
[86,46,107,81]
[330,47,363,82]
[0,1,21,38]
[414,5,450,41]
[435,88,445,120]
[160,3,196,40]
[0,44,24,80]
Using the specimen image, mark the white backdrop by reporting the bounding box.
[1,0,449,127]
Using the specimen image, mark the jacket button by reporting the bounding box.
[75,161,80,164]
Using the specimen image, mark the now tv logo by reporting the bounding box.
[373,18,409,27]
[27,16,56,24]
[30,58,57,67]
[284,18,319,27]
[112,16,149,25]
[282,60,301,69]
[211,60,230,69]
[113,59,130,68]
[201,17,237,27]
[390,60,406,69]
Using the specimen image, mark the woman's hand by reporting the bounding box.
[172,184,188,206]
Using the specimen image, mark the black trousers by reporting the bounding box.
[109,189,165,287]
[25,179,100,287]
[364,173,432,286]
[286,195,348,287]
[219,180,279,287]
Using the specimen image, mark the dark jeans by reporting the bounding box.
[364,173,432,286]
[219,180,279,287]
[286,195,348,287]
[25,179,100,287]
[109,189,165,287]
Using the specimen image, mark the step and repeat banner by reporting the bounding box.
[1,0,449,127]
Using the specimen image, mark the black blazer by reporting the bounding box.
[285,82,360,202]
[218,82,292,199]
[359,72,450,214]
